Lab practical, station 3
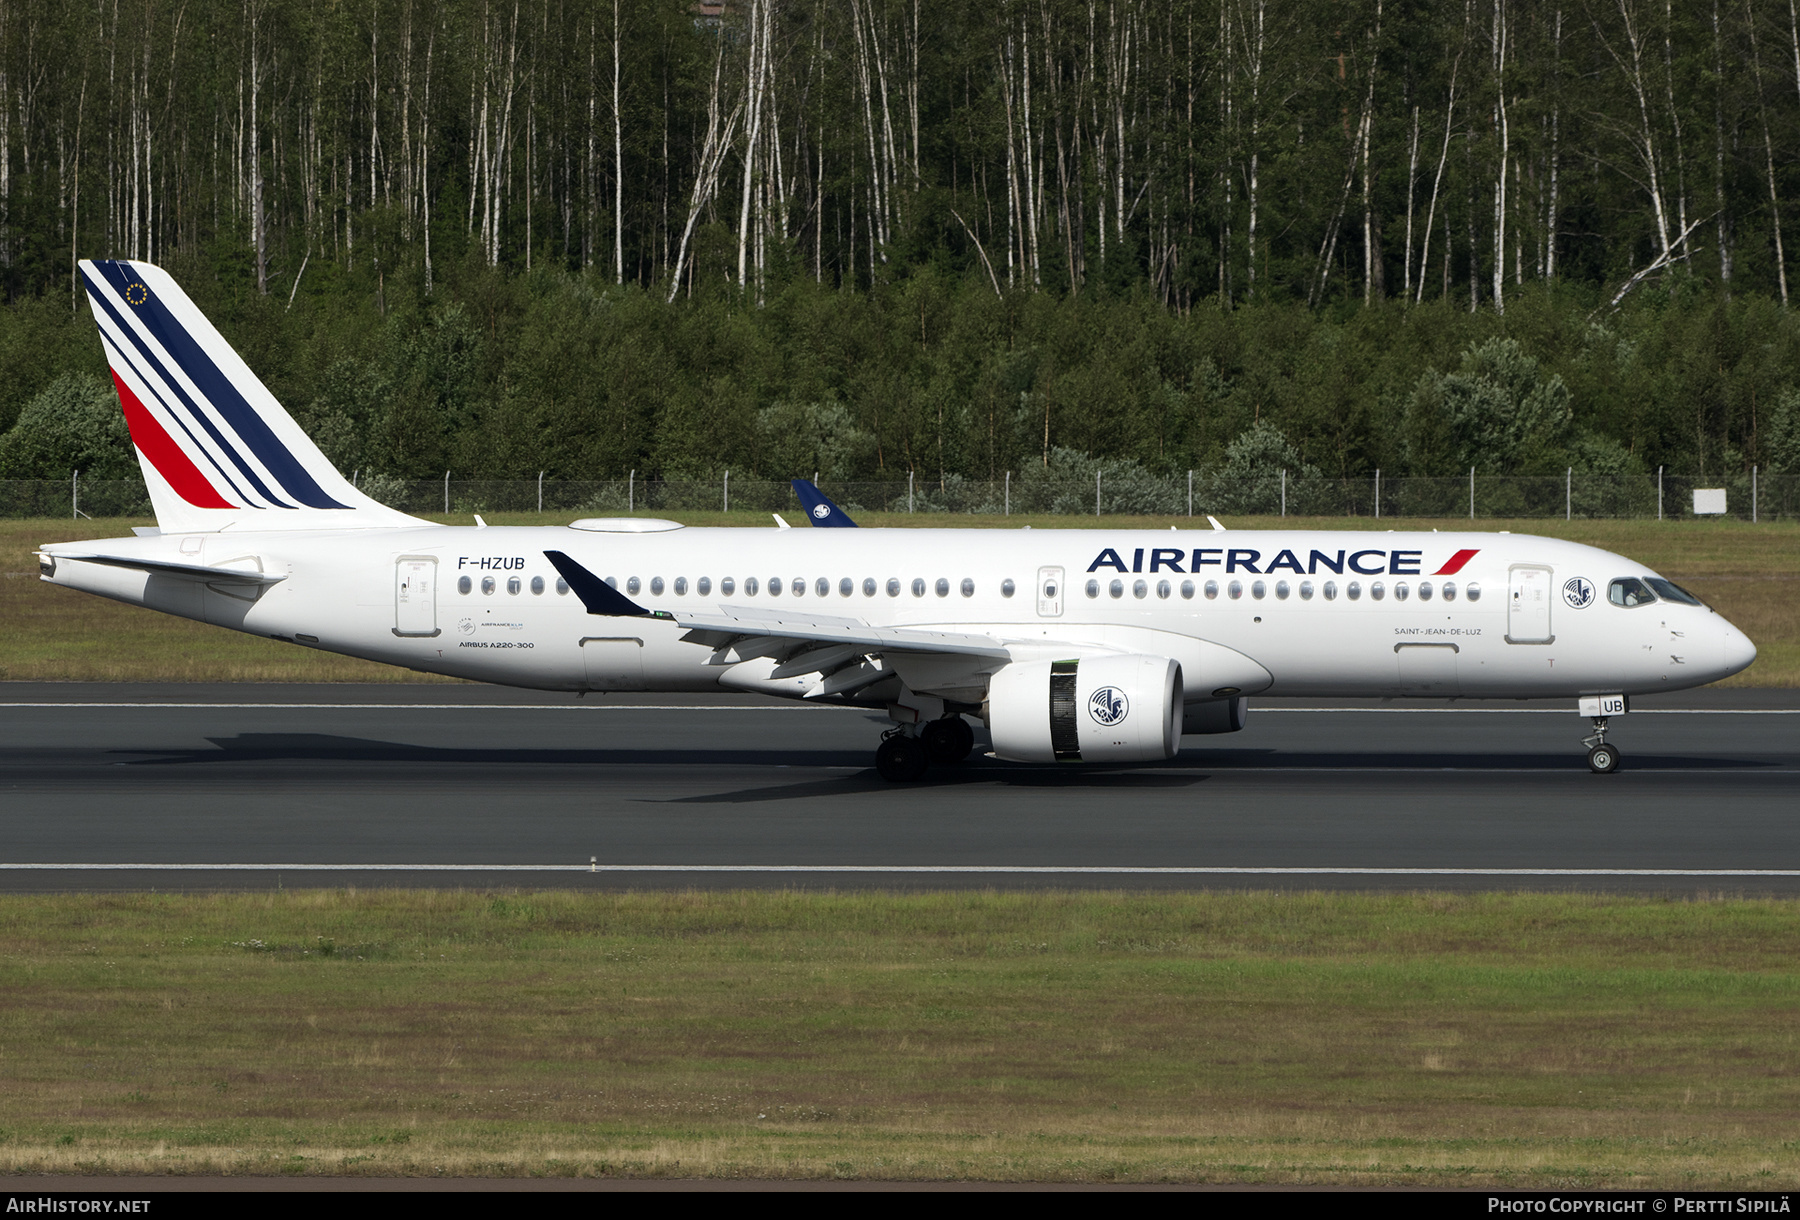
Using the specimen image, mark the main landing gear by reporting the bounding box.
[875,716,975,782]
[1583,717,1621,774]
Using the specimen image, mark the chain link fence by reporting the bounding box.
[6,470,1798,521]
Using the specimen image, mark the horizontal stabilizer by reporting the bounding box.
[45,552,286,586]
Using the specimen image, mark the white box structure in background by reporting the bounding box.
[1692,488,1728,515]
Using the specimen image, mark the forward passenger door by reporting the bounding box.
[1506,566,1554,644]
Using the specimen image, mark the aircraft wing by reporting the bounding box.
[41,551,287,586]
[670,604,1010,659]
[544,549,1006,659]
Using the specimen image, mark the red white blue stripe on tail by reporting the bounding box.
[79,260,419,531]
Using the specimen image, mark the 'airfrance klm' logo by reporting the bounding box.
[1086,546,1479,577]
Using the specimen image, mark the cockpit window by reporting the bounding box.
[1644,577,1704,607]
[1608,577,1657,607]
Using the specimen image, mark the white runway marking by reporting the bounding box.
[2,863,1797,877]
[0,703,849,711]
[0,703,1794,714]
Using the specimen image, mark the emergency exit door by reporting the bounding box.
[393,557,440,637]
[1037,566,1064,617]
[1506,565,1554,644]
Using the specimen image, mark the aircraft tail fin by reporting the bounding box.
[791,479,858,527]
[79,259,426,533]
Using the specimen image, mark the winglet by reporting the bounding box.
[543,550,664,618]
[791,479,859,527]
[1206,515,1227,532]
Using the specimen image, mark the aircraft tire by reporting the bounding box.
[1586,744,1621,774]
[876,734,930,782]
[923,716,975,764]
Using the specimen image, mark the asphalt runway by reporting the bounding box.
[2,683,1797,893]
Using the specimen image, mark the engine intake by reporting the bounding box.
[986,654,1183,763]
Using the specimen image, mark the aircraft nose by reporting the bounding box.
[1720,621,1758,679]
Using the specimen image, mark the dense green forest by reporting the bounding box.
[2,0,1800,484]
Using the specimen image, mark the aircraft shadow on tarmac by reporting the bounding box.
[107,732,1773,783]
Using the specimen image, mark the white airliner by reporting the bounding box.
[37,260,1757,779]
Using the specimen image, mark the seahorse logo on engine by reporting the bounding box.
[1088,686,1129,727]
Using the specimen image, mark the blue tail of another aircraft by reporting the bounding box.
[791,479,858,527]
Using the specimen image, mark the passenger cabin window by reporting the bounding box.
[1180,580,1195,599]
[556,578,570,596]
[1204,580,1219,599]
[720,577,734,596]
[507,577,522,595]
[1133,579,1147,599]
[1371,581,1386,601]
[481,576,496,596]
[1441,582,1456,602]
[1322,581,1337,600]
[864,578,878,597]
[912,578,927,598]
[626,577,641,595]
[935,578,950,597]
[458,575,472,595]
[1466,582,1482,602]
[961,578,976,597]
[650,577,665,596]
[1251,580,1266,599]
[1228,580,1243,600]
[816,577,830,597]
[1156,580,1171,599]
[1086,579,1100,599]
[1001,579,1016,598]
[1275,580,1290,600]
[1347,581,1362,600]
[1109,579,1125,599]
[1299,581,1313,600]
[1418,582,1433,601]
[674,577,688,596]
[767,577,781,596]
[697,577,712,596]
[1394,582,1409,601]
[793,577,807,597]
[887,578,901,597]
[530,575,545,595]
[744,577,758,596]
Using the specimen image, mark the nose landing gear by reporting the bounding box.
[1583,717,1621,774]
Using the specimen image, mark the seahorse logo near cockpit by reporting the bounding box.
[1088,686,1129,727]
[1563,576,1596,609]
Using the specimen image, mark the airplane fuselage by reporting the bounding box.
[40,523,1755,702]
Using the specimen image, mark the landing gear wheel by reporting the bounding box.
[1587,744,1621,774]
[876,733,930,782]
[922,716,975,764]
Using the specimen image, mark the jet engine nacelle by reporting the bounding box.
[986,654,1183,764]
